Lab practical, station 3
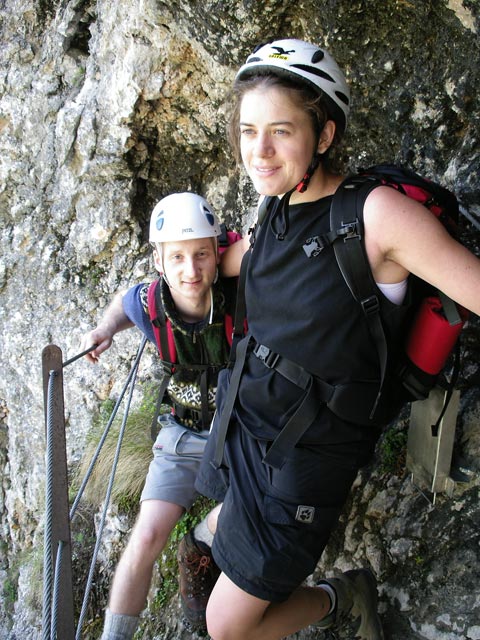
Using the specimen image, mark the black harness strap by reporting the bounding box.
[212,337,337,471]
[200,369,210,428]
[330,176,388,417]
[212,334,252,469]
[150,375,172,441]
[229,247,250,364]
[152,280,174,367]
[253,344,335,469]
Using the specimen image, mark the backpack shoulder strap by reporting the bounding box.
[257,195,276,226]
[228,247,250,362]
[220,277,239,349]
[218,222,243,252]
[146,278,176,366]
[330,174,388,417]
[147,279,177,441]
[330,175,381,303]
[227,198,276,362]
[218,223,229,251]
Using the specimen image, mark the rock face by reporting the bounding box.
[0,1,479,639]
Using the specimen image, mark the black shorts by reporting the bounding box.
[195,413,376,603]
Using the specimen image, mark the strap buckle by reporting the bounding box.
[162,361,175,376]
[303,235,327,258]
[339,220,361,241]
[253,343,280,369]
[361,295,380,316]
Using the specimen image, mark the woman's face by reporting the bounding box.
[239,85,317,197]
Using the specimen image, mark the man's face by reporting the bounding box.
[154,237,218,304]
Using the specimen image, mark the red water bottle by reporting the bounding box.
[405,296,468,375]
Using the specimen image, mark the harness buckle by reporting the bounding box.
[302,235,327,258]
[162,361,175,376]
[361,295,380,316]
[254,344,280,369]
[339,220,361,241]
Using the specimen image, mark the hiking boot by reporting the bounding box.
[177,529,220,629]
[316,569,384,640]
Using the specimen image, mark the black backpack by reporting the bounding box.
[328,164,468,425]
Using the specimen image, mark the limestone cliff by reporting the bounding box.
[0,1,479,638]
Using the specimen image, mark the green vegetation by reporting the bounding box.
[378,425,409,476]
[2,576,17,611]
[72,384,161,509]
[2,546,43,617]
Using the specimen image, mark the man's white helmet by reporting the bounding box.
[149,192,221,243]
[235,38,350,134]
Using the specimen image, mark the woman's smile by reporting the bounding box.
[239,85,316,196]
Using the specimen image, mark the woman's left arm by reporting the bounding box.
[364,186,480,316]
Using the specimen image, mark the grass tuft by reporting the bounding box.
[73,385,162,509]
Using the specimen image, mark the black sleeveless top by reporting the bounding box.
[234,195,409,445]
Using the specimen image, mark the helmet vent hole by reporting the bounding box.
[205,213,216,226]
[311,49,325,64]
[335,90,350,106]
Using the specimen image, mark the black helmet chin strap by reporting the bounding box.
[270,151,322,241]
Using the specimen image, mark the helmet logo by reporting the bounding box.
[270,45,295,60]
[202,206,216,227]
[182,227,194,234]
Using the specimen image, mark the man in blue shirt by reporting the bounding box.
[82,193,236,638]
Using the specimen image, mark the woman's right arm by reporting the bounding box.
[219,234,251,277]
[220,197,266,277]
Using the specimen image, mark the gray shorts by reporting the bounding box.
[141,413,209,510]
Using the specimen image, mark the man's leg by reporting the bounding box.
[101,499,183,640]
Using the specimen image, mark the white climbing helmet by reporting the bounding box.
[149,192,221,243]
[235,38,350,134]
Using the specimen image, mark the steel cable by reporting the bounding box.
[42,369,57,640]
[74,336,147,639]
[50,540,64,638]
[69,344,144,521]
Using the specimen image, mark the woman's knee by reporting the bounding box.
[205,577,266,640]
[206,589,240,640]
[206,611,237,640]
[206,612,260,640]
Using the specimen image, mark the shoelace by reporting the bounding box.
[186,552,212,575]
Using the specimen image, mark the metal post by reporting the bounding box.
[42,345,75,640]
[406,385,460,499]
